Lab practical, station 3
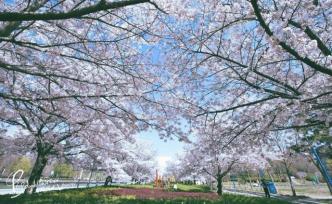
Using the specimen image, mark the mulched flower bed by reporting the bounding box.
[96,188,219,200]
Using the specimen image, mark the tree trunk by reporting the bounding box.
[87,170,93,188]
[247,171,253,190]
[217,175,223,195]
[76,169,83,188]
[24,151,48,194]
[284,162,296,196]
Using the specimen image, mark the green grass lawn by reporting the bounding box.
[110,183,211,193]
[175,184,211,192]
[0,185,290,204]
[111,184,154,189]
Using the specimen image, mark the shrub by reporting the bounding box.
[53,163,74,178]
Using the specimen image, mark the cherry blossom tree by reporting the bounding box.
[1,0,331,196]
[0,0,184,194]
[68,134,152,186]
[149,3,332,194]
[164,161,182,181]
[1,102,136,193]
[266,131,300,196]
[122,141,156,183]
[174,115,266,195]
[157,0,331,140]
[182,148,239,195]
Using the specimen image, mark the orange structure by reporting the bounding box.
[154,170,163,188]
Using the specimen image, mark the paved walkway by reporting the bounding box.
[224,188,332,204]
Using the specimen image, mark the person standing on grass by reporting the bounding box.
[261,179,270,198]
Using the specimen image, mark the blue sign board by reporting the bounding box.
[267,182,277,194]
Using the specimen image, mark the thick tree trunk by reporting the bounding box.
[24,151,48,194]
[217,175,223,195]
[284,162,296,196]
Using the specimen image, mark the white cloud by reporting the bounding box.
[156,156,172,175]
